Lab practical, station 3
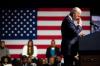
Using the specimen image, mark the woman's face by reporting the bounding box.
[28,41,33,46]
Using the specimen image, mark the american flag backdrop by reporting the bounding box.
[0,8,90,58]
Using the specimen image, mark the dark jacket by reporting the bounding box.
[46,46,61,58]
[61,15,82,56]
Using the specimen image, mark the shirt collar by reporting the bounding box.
[68,15,73,20]
[68,15,78,26]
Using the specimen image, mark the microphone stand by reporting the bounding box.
[90,22,100,33]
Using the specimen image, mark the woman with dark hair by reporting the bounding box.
[22,40,37,59]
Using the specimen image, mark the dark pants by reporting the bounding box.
[64,55,74,66]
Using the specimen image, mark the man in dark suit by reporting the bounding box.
[46,39,61,63]
[61,7,83,66]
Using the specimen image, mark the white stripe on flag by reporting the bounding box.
[38,30,90,36]
[2,40,61,45]
[38,21,90,26]
[82,30,90,35]
[38,30,61,35]
[38,11,90,17]
[9,49,46,54]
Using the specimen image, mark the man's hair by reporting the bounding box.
[0,41,5,47]
[70,7,82,16]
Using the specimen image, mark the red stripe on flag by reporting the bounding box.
[6,45,24,49]
[38,16,64,21]
[10,54,21,59]
[82,17,90,21]
[82,26,91,30]
[6,45,61,49]
[36,45,61,49]
[38,8,89,11]
[38,16,90,21]
[37,35,62,39]
[10,54,46,59]
[37,54,46,59]
[38,26,90,30]
[38,26,61,30]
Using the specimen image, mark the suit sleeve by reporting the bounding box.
[76,25,82,34]
[56,48,61,56]
[61,16,83,41]
[68,22,82,36]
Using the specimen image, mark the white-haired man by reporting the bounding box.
[61,7,83,66]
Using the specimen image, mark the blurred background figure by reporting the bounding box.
[1,56,12,66]
[56,56,64,66]
[37,58,42,66]
[22,39,37,60]
[37,58,48,66]
[0,61,3,66]
[19,55,33,66]
[41,58,48,66]
[12,58,21,66]
[28,57,37,66]
[48,57,57,66]
[0,41,10,61]
[46,39,61,63]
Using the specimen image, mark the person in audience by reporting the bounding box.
[12,58,21,66]
[37,58,43,66]
[28,57,37,66]
[48,57,57,66]
[1,56,12,66]
[22,39,37,59]
[0,41,10,61]
[46,39,61,63]
[42,58,48,66]
[0,61,3,66]
[19,55,33,66]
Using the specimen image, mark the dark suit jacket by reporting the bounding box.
[61,15,82,56]
[46,46,61,58]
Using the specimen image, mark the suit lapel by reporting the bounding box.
[68,16,77,30]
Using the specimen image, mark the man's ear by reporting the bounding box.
[72,14,75,20]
